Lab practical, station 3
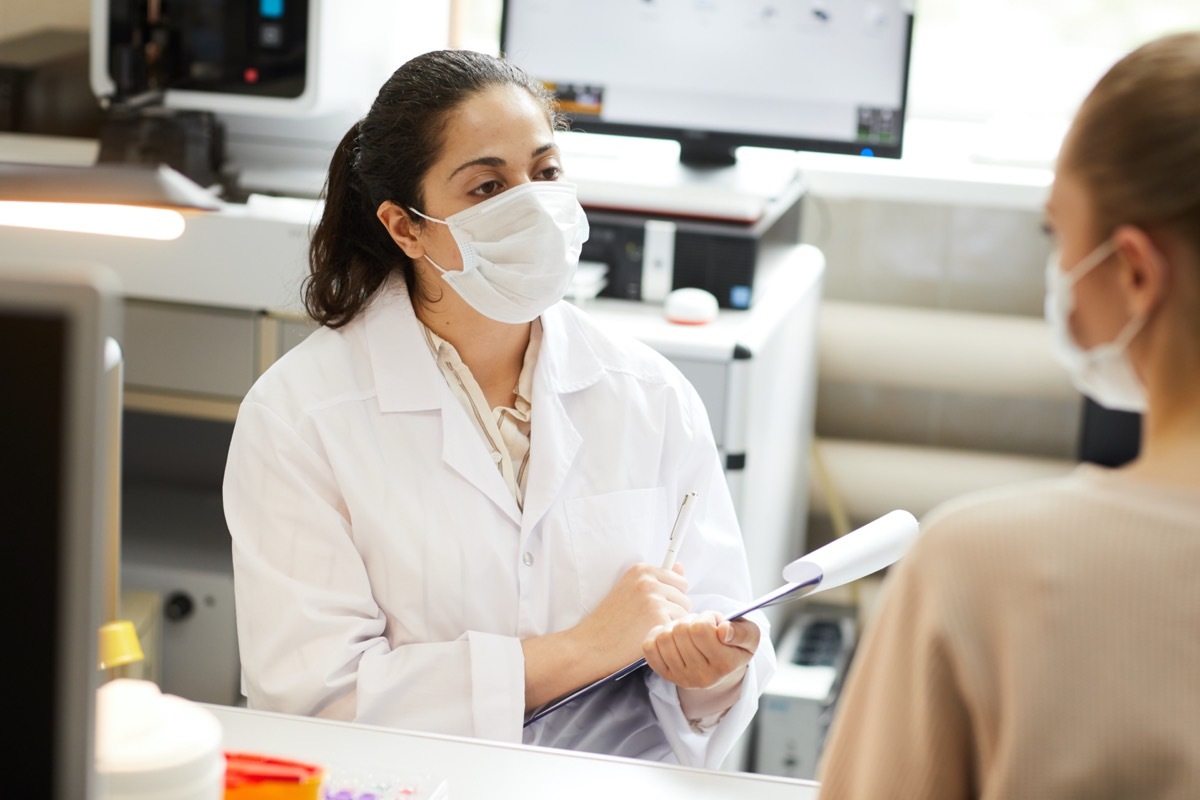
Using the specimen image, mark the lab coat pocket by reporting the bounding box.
[565,487,669,613]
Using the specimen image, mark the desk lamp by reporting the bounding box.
[0,161,222,676]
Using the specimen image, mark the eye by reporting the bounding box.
[470,179,504,198]
[1041,220,1055,238]
[535,163,563,182]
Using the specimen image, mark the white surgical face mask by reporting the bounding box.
[409,181,590,324]
[1044,239,1148,413]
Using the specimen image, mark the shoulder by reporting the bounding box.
[547,300,691,389]
[905,467,1114,568]
[242,317,373,421]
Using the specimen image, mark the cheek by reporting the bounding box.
[422,225,464,269]
[1071,275,1129,348]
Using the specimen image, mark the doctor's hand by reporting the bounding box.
[576,563,693,672]
[642,610,760,691]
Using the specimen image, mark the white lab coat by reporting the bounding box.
[223,275,776,768]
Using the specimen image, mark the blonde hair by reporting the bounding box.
[1063,31,1200,257]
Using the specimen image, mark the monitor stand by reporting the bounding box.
[557,131,806,224]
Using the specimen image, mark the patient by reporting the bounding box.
[816,31,1200,798]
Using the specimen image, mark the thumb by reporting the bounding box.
[720,618,761,652]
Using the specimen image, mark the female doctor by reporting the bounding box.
[222,48,775,768]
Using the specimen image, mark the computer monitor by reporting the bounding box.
[0,261,121,800]
[501,0,915,167]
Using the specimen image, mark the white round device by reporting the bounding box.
[664,287,719,325]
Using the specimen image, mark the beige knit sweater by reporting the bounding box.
[816,465,1200,799]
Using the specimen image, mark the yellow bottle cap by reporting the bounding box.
[98,620,145,670]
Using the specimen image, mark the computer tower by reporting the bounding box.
[580,178,805,310]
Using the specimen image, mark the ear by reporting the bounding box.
[1112,224,1169,319]
[376,201,425,260]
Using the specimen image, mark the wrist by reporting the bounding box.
[677,665,747,723]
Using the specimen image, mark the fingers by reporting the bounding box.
[656,562,689,592]
[643,610,756,689]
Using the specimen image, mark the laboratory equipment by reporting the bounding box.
[89,0,448,195]
[501,0,915,167]
[754,605,857,779]
[0,260,123,800]
[94,678,224,800]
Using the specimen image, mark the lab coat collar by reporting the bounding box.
[360,280,610,531]
[536,300,608,396]
[362,276,522,522]
[362,278,608,412]
[362,275,445,413]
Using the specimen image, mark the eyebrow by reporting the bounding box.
[448,143,558,179]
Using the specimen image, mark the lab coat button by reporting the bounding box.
[491,450,502,463]
[522,552,534,566]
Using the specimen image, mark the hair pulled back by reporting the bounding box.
[1064,32,1200,258]
[305,50,562,328]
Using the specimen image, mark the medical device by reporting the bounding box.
[89,0,448,196]
[755,604,857,779]
[501,0,915,167]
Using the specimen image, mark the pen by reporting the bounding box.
[661,491,697,569]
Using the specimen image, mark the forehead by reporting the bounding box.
[434,84,554,167]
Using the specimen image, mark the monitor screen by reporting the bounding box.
[0,262,120,800]
[501,0,915,166]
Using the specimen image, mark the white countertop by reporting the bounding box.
[206,704,821,800]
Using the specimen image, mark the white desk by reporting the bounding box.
[206,704,821,800]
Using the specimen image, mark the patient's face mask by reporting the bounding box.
[409,181,589,324]
[1044,239,1148,413]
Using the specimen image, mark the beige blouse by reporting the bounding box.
[816,465,1200,799]
[421,320,541,510]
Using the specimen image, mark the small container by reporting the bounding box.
[223,752,325,800]
[95,678,224,800]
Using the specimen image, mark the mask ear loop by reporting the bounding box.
[1064,239,1119,283]
[407,206,448,225]
[1072,238,1149,356]
[405,207,453,274]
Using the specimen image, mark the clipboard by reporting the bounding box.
[523,509,919,728]
[524,562,825,726]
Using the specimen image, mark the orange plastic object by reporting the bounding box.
[224,752,325,800]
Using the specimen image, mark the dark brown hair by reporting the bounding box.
[1063,31,1200,257]
[304,49,563,328]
